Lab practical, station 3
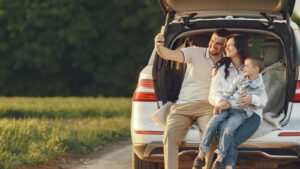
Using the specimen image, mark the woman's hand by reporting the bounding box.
[218,100,231,110]
[213,106,222,115]
[237,94,252,108]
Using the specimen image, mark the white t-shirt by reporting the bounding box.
[177,46,214,104]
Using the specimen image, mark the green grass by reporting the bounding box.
[0,97,131,118]
[0,97,132,169]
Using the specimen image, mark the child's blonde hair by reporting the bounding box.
[245,56,264,73]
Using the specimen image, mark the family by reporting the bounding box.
[154,28,268,169]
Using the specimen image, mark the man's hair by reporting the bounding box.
[213,28,230,37]
[245,56,265,73]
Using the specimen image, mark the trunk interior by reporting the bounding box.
[176,30,287,116]
[153,21,297,126]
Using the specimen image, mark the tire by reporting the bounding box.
[132,149,159,169]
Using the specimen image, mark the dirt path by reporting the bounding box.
[17,141,132,169]
[69,141,132,169]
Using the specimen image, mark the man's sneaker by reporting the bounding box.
[212,161,223,169]
[192,156,206,169]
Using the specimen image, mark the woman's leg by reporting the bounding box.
[223,113,261,169]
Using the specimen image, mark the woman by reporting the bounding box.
[212,34,267,169]
[194,34,266,169]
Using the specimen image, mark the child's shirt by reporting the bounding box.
[222,74,268,117]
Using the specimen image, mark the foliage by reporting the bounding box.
[292,13,300,27]
[0,1,299,97]
[0,0,164,96]
[0,97,131,169]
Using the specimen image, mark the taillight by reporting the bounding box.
[279,132,300,136]
[138,79,154,88]
[133,92,157,101]
[133,79,157,102]
[293,81,300,102]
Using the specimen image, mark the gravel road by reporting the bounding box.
[70,141,132,169]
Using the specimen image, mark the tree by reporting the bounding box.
[292,13,300,27]
[0,0,164,96]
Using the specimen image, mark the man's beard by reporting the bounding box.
[209,49,221,56]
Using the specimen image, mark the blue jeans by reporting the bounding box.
[201,109,247,153]
[221,113,261,168]
[217,109,248,157]
[201,109,230,152]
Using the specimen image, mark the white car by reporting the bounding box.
[131,0,300,168]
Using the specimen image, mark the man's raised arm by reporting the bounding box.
[154,27,184,63]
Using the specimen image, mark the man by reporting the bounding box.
[154,27,230,169]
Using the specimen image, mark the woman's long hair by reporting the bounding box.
[214,34,250,79]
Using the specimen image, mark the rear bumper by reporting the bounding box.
[239,142,300,160]
[132,142,300,162]
[132,142,200,162]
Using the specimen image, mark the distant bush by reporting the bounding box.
[0,0,164,96]
[292,13,300,27]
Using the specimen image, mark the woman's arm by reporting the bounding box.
[208,69,224,106]
[251,83,268,108]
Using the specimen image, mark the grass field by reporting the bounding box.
[0,97,131,118]
[0,97,131,169]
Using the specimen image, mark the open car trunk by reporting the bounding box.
[158,0,295,18]
[152,19,297,126]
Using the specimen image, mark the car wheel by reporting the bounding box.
[132,149,159,169]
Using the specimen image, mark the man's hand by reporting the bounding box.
[213,106,222,115]
[237,94,252,108]
[154,26,165,49]
[153,26,184,62]
[218,100,231,110]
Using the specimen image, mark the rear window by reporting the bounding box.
[248,38,265,57]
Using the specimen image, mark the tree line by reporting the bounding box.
[0,0,299,97]
[0,0,164,96]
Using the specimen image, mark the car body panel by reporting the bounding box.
[131,8,300,167]
[158,0,295,17]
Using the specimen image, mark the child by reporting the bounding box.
[193,56,268,169]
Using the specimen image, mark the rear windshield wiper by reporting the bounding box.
[183,13,197,29]
[260,12,274,29]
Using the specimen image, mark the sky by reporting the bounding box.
[294,0,300,16]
